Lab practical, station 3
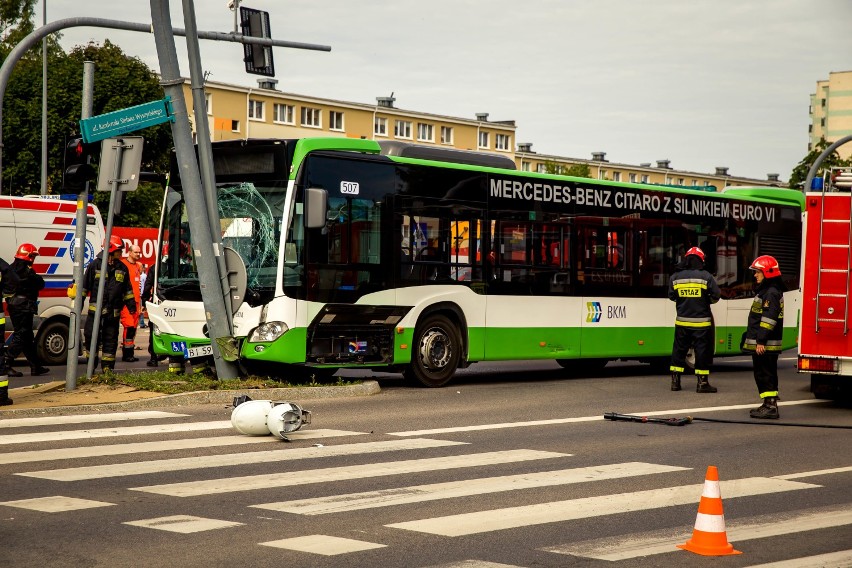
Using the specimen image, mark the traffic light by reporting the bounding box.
[240,7,274,77]
[63,136,98,191]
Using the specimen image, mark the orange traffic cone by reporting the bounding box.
[677,465,742,556]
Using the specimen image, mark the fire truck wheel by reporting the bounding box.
[36,320,69,365]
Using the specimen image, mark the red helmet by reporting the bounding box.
[685,246,705,262]
[15,243,39,260]
[750,255,781,278]
[107,235,124,253]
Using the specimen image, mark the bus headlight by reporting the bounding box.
[248,321,288,342]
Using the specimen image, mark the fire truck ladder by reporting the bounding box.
[815,168,852,334]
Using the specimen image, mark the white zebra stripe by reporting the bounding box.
[252,462,686,515]
[0,411,188,429]
[386,477,818,537]
[18,438,467,481]
[130,449,568,497]
[0,421,235,445]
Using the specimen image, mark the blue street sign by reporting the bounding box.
[80,97,174,144]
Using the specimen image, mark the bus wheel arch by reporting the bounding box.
[404,306,466,387]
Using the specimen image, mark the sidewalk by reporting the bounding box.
[1,328,381,417]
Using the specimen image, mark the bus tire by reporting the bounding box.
[35,320,69,366]
[556,358,608,375]
[403,314,461,388]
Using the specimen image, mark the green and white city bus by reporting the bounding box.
[146,138,804,387]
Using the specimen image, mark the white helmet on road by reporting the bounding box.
[231,399,274,435]
[266,402,312,439]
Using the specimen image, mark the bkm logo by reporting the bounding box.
[586,301,602,323]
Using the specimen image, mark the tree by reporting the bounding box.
[788,137,852,190]
[543,160,592,178]
[2,35,171,226]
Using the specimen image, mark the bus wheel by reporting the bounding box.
[404,314,461,387]
[36,320,69,365]
[556,358,608,376]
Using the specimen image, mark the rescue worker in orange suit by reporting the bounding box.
[78,236,136,373]
[2,244,49,380]
[742,255,786,419]
[668,246,721,393]
[119,243,143,362]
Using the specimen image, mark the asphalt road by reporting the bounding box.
[1,354,850,568]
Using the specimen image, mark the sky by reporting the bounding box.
[39,0,852,180]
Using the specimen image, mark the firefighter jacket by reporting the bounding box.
[742,277,785,353]
[667,264,721,327]
[83,253,137,317]
[2,258,45,314]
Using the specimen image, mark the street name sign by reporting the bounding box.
[80,97,174,144]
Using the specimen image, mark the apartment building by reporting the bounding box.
[185,78,783,188]
[810,70,852,160]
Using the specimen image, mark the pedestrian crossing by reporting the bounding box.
[0,409,850,567]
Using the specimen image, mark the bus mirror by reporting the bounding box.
[305,187,328,229]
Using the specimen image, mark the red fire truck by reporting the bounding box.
[798,167,852,399]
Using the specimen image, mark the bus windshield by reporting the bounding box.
[158,181,286,304]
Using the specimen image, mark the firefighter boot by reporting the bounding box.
[670,373,682,391]
[122,347,139,363]
[30,365,49,376]
[0,385,12,406]
[750,396,779,419]
[4,357,22,378]
[696,376,718,393]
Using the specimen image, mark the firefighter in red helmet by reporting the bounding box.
[2,243,49,382]
[667,246,721,393]
[79,236,136,373]
[742,255,786,419]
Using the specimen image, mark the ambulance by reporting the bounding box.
[0,195,104,365]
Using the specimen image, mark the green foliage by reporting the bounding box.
[542,160,592,178]
[789,137,852,190]
[2,31,171,227]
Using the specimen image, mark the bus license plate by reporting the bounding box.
[186,345,213,359]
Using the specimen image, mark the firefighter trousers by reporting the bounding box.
[670,325,713,375]
[752,352,780,398]
[84,312,121,370]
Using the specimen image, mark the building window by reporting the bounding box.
[329,110,344,131]
[417,123,434,142]
[612,172,621,182]
[248,99,264,120]
[205,93,212,115]
[394,120,412,139]
[273,103,294,124]
[536,163,546,173]
[440,126,453,144]
[640,174,649,183]
[692,180,699,186]
[374,116,387,136]
[628,173,637,183]
[495,133,510,151]
[521,161,531,171]
[231,120,240,132]
[478,131,489,149]
[821,118,826,127]
[677,178,684,185]
[301,106,321,128]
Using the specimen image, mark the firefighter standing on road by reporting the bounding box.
[77,236,136,373]
[0,254,15,405]
[2,244,50,380]
[742,255,786,419]
[668,246,721,393]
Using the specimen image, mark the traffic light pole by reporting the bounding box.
[65,61,95,391]
[0,16,330,194]
[150,0,239,379]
